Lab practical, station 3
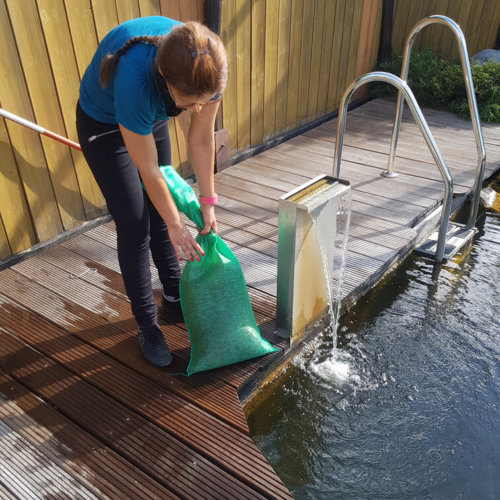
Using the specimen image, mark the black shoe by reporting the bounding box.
[137,324,172,367]
[161,293,184,324]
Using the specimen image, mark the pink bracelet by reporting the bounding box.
[199,193,218,205]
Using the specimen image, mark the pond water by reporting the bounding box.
[248,190,500,499]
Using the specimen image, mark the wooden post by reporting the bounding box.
[204,0,229,171]
[204,0,222,34]
[377,0,394,63]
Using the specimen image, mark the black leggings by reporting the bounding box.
[76,102,181,328]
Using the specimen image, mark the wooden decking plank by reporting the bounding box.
[0,333,270,500]
[284,133,482,189]
[343,109,500,174]
[338,127,498,180]
[261,140,447,198]
[232,244,278,295]
[251,149,442,209]
[224,162,299,193]
[349,211,417,240]
[38,243,128,300]
[357,98,500,143]
[218,193,279,225]
[348,222,414,249]
[271,142,450,195]
[247,286,277,316]
[228,159,310,188]
[343,151,477,193]
[348,237,401,263]
[5,257,251,434]
[0,483,17,500]
[242,152,436,215]
[213,207,279,242]
[0,262,267,434]
[61,233,122,273]
[0,413,101,500]
[350,190,425,219]
[0,300,290,499]
[230,157,427,228]
[349,198,420,226]
[0,371,173,500]
[216,172,285,201]
[345,119,482,161]
[215,182,279,214]
[313,114,485,164]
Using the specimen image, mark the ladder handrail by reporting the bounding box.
[385,15,486,230]
[333,71,453,262]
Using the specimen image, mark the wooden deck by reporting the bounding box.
[1,98,499,498]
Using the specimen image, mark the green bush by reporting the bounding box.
[371,49,500,123]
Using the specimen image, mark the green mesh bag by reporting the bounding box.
[160,166,278,375]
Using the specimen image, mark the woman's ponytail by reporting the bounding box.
[99,53,120,88]
[99,35,161,88]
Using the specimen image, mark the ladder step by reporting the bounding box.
[415,222,477,262]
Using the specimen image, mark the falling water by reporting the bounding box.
[317,188,351,347]
[305,189,352,381]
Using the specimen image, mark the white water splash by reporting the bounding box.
[293,346,358,386]
[311,356,351,383]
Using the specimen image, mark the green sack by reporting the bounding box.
[159,166,278,375]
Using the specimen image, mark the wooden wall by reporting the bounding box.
[392,0,500,58]
[220,0,383,156]
[0,0,202,262]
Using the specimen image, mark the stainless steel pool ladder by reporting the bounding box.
[333,16,486,263]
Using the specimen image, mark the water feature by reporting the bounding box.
[277,176,351,346]
[310,188,351,378]
[248,184,500,499]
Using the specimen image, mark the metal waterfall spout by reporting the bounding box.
[276,175,351,348]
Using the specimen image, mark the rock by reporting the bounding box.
[471,49,500,65]
[479,186,497,208]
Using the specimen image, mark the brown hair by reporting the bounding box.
[99,22,227,98]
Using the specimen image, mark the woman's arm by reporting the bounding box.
[188,100,220,235]
[119,125,203,261]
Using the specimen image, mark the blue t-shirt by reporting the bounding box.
[79,16,181,135]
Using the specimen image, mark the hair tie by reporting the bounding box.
[191,49,209,58]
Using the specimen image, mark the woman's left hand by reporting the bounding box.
[200,204,217,236]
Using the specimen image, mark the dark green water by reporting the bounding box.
[248,205,499,499]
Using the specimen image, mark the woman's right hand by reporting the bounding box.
[168,221,205,262]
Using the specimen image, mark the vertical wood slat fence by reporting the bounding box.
[221,0,383,156]
[1,0,497,262]
[391,0,500,58]
[0,0,203,262]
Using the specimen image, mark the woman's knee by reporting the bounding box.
[114,205,150,245]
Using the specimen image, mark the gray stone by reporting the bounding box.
[471,49,500,65]
[480,187,497,208]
